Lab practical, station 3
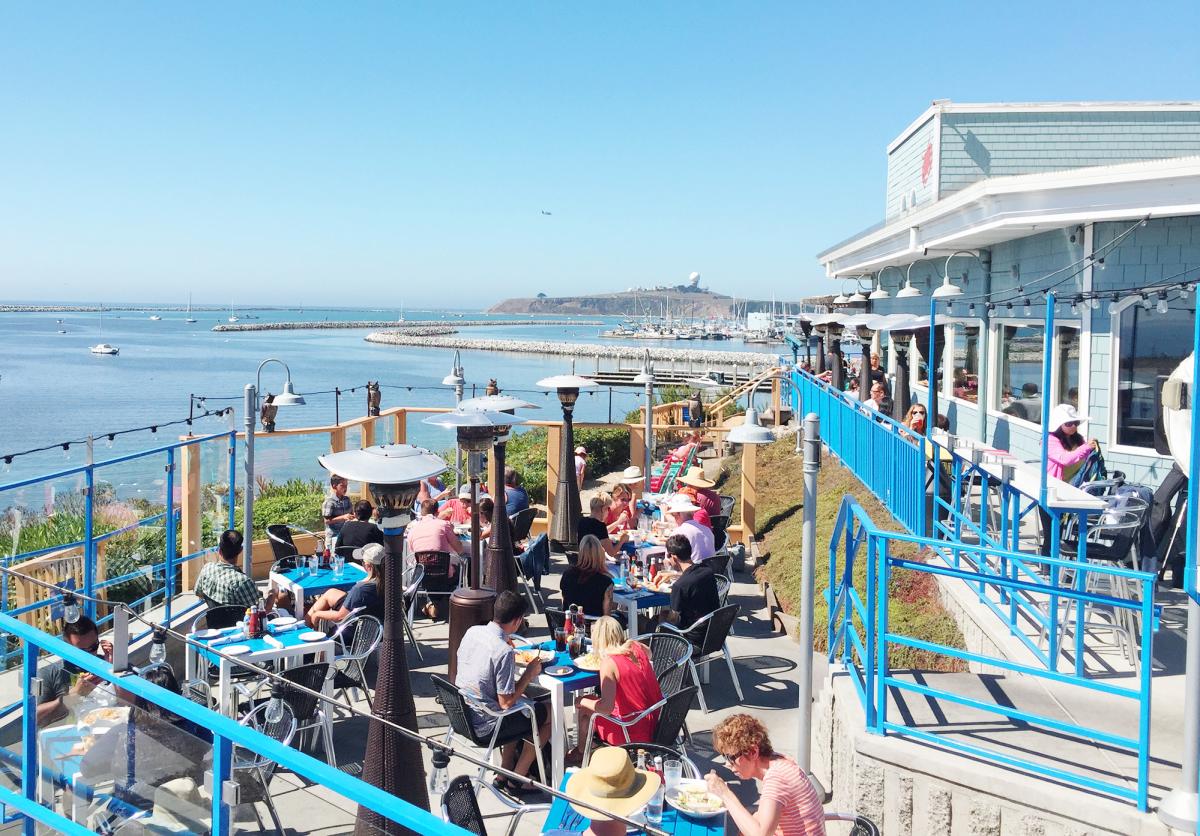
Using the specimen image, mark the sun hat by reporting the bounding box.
[575,446,588,455]
[618,465,644,484]
[564,747,660,821]
[1048,403,1090,433]
[353,543,387,565]
[676,466,715,489]
[457,485,472,500]
[665,494,702,515]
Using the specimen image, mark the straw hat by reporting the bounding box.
[676,466,715,489]
[1048,403,1090,433]
[353,543,386,565]
[618,466,644,485]
[664,494,702,515]
[565,747,661,821]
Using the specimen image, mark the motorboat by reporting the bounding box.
[90,343,119,355]
[149,314,162,321]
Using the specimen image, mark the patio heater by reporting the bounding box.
[243,359,305,576]
[457,395,539,596]
[424,407,522,680]
[827,324,845,391]
[798,319,814,368]
[537,374,598,553]
[855,323,873,402]
[316,444,447,834]
[727,402,776,541]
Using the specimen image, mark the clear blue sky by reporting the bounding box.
[2,2,1199,307]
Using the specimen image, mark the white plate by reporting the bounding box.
[666,780,725,819]
[299,631,327,642]
[194,629,222,640]
[269,617,298,628]
[222,645,251,656]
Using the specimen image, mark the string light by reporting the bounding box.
[1109,294,1121,315]
[945,301,954,315]
[1097,257,1106,270]
[968,303,976,317]
[1070,297,1079,316]
[1141,294,1153,311]
[1157,292,1170,314]
[62,592,80,624]
[1022,299,1032,318]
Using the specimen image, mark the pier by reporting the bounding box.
[212,318,604,332]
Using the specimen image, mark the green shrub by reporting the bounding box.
[233,479,326,539]
[504,426,631,505]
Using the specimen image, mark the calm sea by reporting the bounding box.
[0,306,770,504]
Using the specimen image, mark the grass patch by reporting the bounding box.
[717,438,965,672]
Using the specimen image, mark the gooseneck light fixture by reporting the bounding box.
[897,261,924,299]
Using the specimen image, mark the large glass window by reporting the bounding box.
[996,325,1045,424]
[1056,327,1081,409]
[951,324,981,403]
[1116,305,1194,448]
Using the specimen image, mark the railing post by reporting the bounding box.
[1138,578,1154,812]
[876,535,889,735]
[21,641,38,836]
[211,734,232,835]
[83,466,96,620]
[864,530,877,731]
[227,431,237,532]
[796,413,820,772]
[164,447,176,625]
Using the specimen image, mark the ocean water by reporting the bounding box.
[0,306,772,497]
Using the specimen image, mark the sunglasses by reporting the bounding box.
[1062,421,1079,428]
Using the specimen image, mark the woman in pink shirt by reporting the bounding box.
[1039,404,1098,556]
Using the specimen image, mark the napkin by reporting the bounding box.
[263,635,284,649]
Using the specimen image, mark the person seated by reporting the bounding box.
[605,484,635,533]
[579,494,627,558]
[80,667,214,811]
[305,543,385,627]
[195,529,276,611]
[666,430,703,464]
[561,535,614,617]
[665,495,715,563]
[407,499,465,567]
[706,714,827,836]
[417,473,452,505]
[335,499,386,554]
[864,381,887,412]
[438,486,474,525]
[661,535,719,642]
[502,466,530,517]
[676,466,720,518]
[566,748,661,836]
[37,615,115,727]
[456,591,552,793]
[568,616,663,766]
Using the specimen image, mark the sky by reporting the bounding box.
[2,2,1199,307]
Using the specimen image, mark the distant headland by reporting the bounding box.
[488,285,806,317]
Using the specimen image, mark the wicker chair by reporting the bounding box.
[635,632,692,697]
[440,775,550,836]
[824,812,881,835]
[274,662,336,766]
[580,685,698,763]
[611,743,701,778]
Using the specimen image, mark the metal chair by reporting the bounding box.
[510,507,538,544]
[656,604,743,713]
[710,513,731,552]
[235,700,298,835]
[415,550,457,620]
[191,604,246,632]
[580,685,698,763]
[268,555,300,575]
[635,632,692,697]
[440,774,551,836]
[612,743,701,778]
[266,524,301,562]
[331,612,383,705]
[430,674,546,788]
[515,534,549,611]
[545,607,601,640]
[824,811,881,835]
[270,662,337,766]
[713,573,731,608]
[401,563,426,659]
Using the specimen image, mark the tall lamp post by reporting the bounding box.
[442,351,466,483]
[633,352,655,496]
[424,407,523,680]
[458,395,538,597]
[537,374,598,553]
[243,359,305,576]
[317,444,446,834]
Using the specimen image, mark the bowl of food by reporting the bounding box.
[666,780,725,819]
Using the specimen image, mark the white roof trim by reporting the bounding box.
[819,156,1200,277]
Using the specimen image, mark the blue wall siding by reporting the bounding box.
[885,115,938,220]
[939,111,1200,197]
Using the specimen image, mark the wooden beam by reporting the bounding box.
[545,425,562,538]
[180,443,202,593]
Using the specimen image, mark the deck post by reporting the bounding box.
[797,413,820,772]
[180,442,202,593]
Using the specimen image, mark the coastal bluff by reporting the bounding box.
[488,288,790,317]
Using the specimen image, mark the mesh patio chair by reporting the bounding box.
[611,743,701,779]
[430,675,546,788]
[824,812,881,835]
[545,607,601,640]
[515,533,549,609]
[331,611,383,705]
[634,632,692,698]
[191,605,246,632]
[235,701,297,836]
[415,550,457,620]
[510,507,538,544]
[713,573,731,608]
[401,562,426,660]
[441,774,551,836]
[272,662,336,766]
[266,524,300,562]
[580,685,698,763]
[656,604,742,713]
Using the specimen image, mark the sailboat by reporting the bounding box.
[227,300,239,323]
[90,305,119,355]
[185,294,197,323]
[397,302,405,323]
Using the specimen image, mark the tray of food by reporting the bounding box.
[666,780,725,818]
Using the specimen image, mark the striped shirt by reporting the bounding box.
[759,756,826,836]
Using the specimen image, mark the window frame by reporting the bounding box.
[1106,296,1185,458]
[986,318,1083,430]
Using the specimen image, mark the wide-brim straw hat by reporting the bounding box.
[618,466,644,485]
[676,466,715,489]
[565,748,660,821]
[1048,403,1090,433]
[664,494,702,514]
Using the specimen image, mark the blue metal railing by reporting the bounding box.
[2,612,466,835]
[0,432,237,666]
[827,495,1156,810]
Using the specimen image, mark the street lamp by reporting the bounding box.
[243,359,305,576]
[458,394,537,597]
[442,350,466,482]
[424,407,525,680]
[726,401,775,542]
[317,443,447,832]
[633,352,655,496]
[537,373,598,553]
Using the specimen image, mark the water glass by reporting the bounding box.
[664,760,682,793]
[309,555,320,575]
[645,783,664,825]
[333,554,344,579]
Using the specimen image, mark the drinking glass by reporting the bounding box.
[664,760,683,793]
[554,629,567,653]
[645,783,664,824]
[333,554,344,579]
[309,555,320,575]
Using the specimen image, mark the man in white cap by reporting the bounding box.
[665,494,715,563]
[574,446,588,490]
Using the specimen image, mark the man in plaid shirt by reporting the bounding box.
[195,529,274,610]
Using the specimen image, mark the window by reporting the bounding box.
[996,324,1045,423]
[950,324,981,403]
[1055,327,1081,410]
[1116,305,1193,449]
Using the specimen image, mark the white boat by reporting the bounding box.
[185,294,197,323]
[227,300,239,323]
[148,314,162,321]
[90,343,119,355]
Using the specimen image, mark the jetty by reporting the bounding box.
[212,318,603,332]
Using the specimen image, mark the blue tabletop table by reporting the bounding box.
[517,641,601,790]
[611,584,672,634]
[542,770,725,836]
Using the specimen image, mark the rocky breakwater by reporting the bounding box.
[212,318,601,332]
[364,330,778,366]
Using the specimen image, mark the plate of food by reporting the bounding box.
[514,648,555,666]
[573,651,603,672]
[81,706,128,729]
[544,665,575,677]
[666,780,725,819]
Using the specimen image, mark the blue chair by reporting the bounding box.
[517,534,549,610]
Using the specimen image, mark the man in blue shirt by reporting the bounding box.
[503,467,530,517]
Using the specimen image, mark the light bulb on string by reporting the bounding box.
[1022,299,1032,318]
[264,681,287,724]
[945,301,954,315]
[1157,292,1170,314]
[1181,284,1193,301]
[1070,297,1079,316]
[1108,294,1121,315]
[1097,257,1106,270]
[62,443,71,461]
[968,303,976,317]
[1005,302,1014,315]
[149,626,167,666]
[63,592,80,624]
[105,434,115,449]
[1141,294,1153,311]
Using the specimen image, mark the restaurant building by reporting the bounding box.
[818,100,1200,486]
